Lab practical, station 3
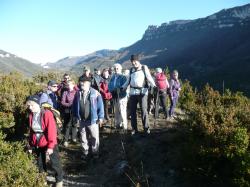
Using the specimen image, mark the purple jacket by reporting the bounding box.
[169,79,181,98]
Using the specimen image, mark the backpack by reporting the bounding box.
[129,65,149,88]
[37,91,63,130]
[155,72,167,90]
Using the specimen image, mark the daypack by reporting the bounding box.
[37,91,63,130]
[41,103,63,130]
[129,65,149,88]
[155,72,168,90]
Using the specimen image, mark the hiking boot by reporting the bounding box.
[55,181,63,187]
[63,141,69,147]
[131,130,138,136]
[145,128,150,135]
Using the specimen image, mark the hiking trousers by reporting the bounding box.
[35,145,63,182]
[63,112,77,141]
[130,94,149,132]
[155,91,168,118]
[169,96,178,117]
[80,121,99,156]
[114,96,128,129]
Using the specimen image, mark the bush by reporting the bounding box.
[0,72,42,139]
[179,85,250,186]
[0,132,46,187]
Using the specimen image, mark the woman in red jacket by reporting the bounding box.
[99,68,112,121]
[26,95,63,187]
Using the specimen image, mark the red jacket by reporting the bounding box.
[100,79,112,100]
[29,110,57,149]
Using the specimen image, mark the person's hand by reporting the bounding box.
[28,149,33,154]
[46,148,53,155]
[97,119,103,125]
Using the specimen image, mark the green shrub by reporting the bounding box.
[0,132,46,187]
[179,84,250,186]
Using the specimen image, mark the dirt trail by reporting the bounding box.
[48,113,188,187]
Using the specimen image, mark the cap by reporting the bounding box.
[26,95,40,105]
[155,68,162,73]
[48,80,57,86]
[79,76,92,83]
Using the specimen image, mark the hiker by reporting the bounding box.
[154,67,169,119]
[26,95,63,187]
[72,77,104,158]
[92,68,102,91]
[108,63,128,130]
[78,65,93,83]
[169,70,181,118]
[40,80,59,110]
[99,68,112,122]
[61,80,78,147]
[57,73,71,101]
[122,54,156,135]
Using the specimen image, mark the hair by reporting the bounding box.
[113,63,122,70]
[64,73,69,77]
[173,70,178,75]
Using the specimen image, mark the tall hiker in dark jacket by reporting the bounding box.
[26,95,63,187]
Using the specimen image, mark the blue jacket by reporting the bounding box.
[108,74,127,98]
[72,88,104,125]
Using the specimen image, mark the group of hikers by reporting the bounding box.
[25,54,181,187]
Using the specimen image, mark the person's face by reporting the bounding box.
[131,60,140,68]
[84,70,90,76]
[67,82,74,90]
[173,73,178,79]
[64,75,70,82]
[103,71,109,78]
[50,84,58,92]
[80,81,91,92]
[114,66,122,74]
[26,101,40,113]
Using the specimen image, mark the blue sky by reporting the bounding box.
[0,0,249,64]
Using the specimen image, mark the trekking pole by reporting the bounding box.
[154,87,159,127]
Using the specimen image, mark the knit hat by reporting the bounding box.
[130,54,139,61]
[26,95,40,105]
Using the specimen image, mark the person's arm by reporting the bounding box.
[122,73,130,89]
[44,111,57,151]
[97,92,104,120]
[144,65,156,87]
[108,76,115,92]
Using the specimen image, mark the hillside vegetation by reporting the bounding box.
[0,72,249,186]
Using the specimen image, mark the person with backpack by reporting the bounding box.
[72,77,104,159]
[26,95,63,187]
[154,68,169,119]
[99,68,112,122]
[122,54,156,135]
[92,68,102,92]
[108,63,128,131]
[40,80,59,110]
[169,70,181,119]
[61,80,78,147]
